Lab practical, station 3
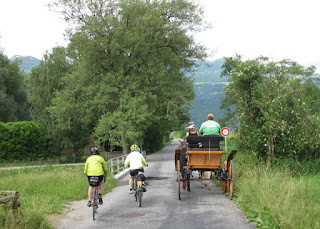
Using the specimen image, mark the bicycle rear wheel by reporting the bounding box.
[137,190,142,207]
[92,188,98,220]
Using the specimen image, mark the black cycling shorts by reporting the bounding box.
[129,168,144,177]
[87,175,104,185]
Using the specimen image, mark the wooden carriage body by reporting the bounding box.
[175,135,225,171]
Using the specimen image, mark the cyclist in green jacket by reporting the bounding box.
[84,148,108,207]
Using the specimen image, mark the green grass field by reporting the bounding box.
[233,152,320,228]
[1,142,319,228]
[0,165,117,229]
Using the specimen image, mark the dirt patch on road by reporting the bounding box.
[46,199,87,228]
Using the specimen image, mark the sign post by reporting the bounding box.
[221,127,230,153]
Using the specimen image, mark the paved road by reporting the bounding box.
[52,139,255,229]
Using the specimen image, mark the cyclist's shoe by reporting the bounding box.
[87,201,92,207]
[99,197,103,205]
[128,189,133,194]
[142,186,147,192]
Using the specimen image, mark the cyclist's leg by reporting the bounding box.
[129,169,138,193]
[98,182,103,195]
[88,186,93,201]
[97,175,104,195]
[87,176,93,201]
[129,175,134,189]
[98,182,103,204]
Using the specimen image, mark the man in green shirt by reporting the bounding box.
[199,113,221,136]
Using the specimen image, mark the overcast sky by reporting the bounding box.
[0,0,319,71]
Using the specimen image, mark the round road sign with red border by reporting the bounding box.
[221,127,230,137]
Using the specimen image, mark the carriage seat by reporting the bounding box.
[186,135,224,150]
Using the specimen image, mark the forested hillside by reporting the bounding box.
[10,55,40,74]
[189,59,228,128]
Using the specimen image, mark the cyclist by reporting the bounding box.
[84,148,108,207]
[124,144,148,194]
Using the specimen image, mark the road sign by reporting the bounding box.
[221,127,230,137]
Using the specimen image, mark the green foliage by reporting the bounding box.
[0,165,117,229]
[0,52,30,122]
[0,122,54,162]
[27,47,73,153]
[221,55,320,163]
[234,151,320,228]
[45,0,207,152]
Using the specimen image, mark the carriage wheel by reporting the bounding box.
[227,160,235,199]
[177,160,181,200]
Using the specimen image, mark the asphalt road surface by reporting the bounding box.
[52,139,255,229]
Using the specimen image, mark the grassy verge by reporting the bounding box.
[0,165,117,229]
[233,152,320,228]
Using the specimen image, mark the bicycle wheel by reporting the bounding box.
[138,190,142,207]
[92,188,98,220]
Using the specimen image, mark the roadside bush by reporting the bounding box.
[0,121,54,162]
[234,151,320,228]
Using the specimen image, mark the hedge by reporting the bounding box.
[0,121,54,162]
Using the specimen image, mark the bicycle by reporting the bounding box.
[89,176,100,220]
[133,172,147,207]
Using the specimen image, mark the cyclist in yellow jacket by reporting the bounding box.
[84,148,108,207]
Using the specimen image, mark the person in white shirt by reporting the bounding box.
[124,144,148,194]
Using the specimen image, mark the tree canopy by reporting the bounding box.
[221,55,320,163]
[0,51,30,122]
[28,0,207,153]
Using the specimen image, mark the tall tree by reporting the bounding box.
[28,47,72,154]
[49,0,207,152]
[0,51,30,122]
[221,55,320,163]
[28,46,71,124]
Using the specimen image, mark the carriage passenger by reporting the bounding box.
[186,124,198,136]
[199,113,221,136]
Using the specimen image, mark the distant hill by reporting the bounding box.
[10,55,40,74]
[189,59,228,128]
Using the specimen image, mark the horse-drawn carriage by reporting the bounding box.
[175,135,237,200]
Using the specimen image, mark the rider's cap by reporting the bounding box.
[186,124,195,129]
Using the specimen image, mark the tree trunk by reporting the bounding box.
[122,132,128,155]
[266,130,275,164]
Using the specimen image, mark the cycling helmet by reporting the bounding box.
[130,144,139,152]
[90,147,100,155]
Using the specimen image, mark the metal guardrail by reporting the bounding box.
[107,150,146,175]
[107,154,127,175]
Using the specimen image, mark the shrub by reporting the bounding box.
[0,122,54,162]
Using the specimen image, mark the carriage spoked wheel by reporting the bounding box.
[227,160,235,199]
[177,160,181,200]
